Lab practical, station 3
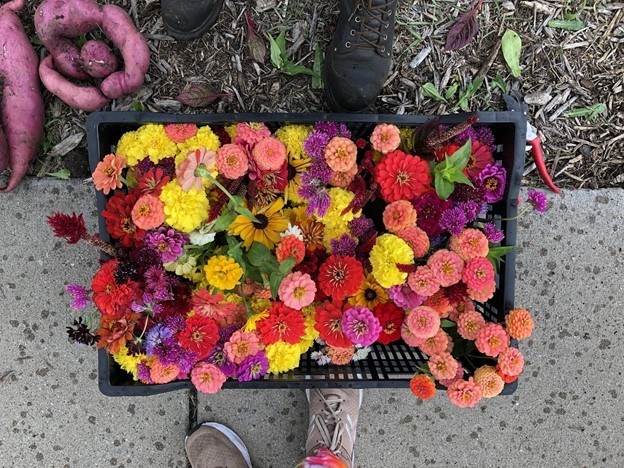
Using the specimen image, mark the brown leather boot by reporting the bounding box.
[161,0,225,41]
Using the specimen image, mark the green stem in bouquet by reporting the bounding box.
[500,205,531,221]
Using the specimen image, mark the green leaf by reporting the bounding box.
[234,204,257,222]
[501,29,522,77]
[276,30,286,59]
[246,242,274,267]
[449,170,474,187]
[548,19,585,30]
[444,83,458,100]
[47,169,71,180]
[278,257,295,275]
[492,75,507,93]
[132,100,145,112]
[269,272,286,299]
[312,45,323,89]
[564,103,607,121]
[447,139,472,170]
[487,245,516,271]
[227,242,245,272]
[283,63,314,76]
[246,266,264,284]
[440,319,457,328]
[421,82,446,102]
[213,210,237,232]
[267,32,284,69]
[435,177,455,200]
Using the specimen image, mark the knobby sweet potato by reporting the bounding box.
[0,0,45,192]
[80,40,118,78]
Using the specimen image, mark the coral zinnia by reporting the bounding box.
[192,290,244,327]
[372,302,404,345]
[275,235,306,265]
[178,315,219,360]
[497,347,524,376]
[103,190,145,247]
[324,136,357,172]
[397,226,430,259]
[257,302,306,345]
[457,310,486,340]
[93,153,126,195]
[229,198,289,249]
[410,374,436,400]
[449,228,489,261]
[383,200,417,234]
[191,362,227,394]
[314,301,353,348]
[224,330,261,364]
[91,260,140,318]
[326,346,356,365]
[408,266,441,297]
[475,323,510,357]
[164,123,198,143]
[176,147,217,192]
[406,306,440,339]
[462,257,495,290]
[473,365,505,398]
[447,378,482,408]
[253,137,287,171]
[150,360,180,384]
[370,123,401,154]
[427,249,464,288]
[216,144,249,179]
[318,255,364,301]
[131,194,166,230]
[428,352,459,381]
[505,308,535,340]
[96,312,140,355]
[278,271,317,310]
[375,150,432,203]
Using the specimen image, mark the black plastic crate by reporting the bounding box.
[87,111,526,397]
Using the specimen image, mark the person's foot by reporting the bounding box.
[161,0,225,41]
[305,388,363,467]
[185,422,252,468]
[324,0,398,112]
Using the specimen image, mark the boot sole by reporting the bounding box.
[164,4,223,41]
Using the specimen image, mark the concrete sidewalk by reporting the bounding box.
[1,180,623,467]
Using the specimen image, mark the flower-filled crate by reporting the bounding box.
[53,111,536,405]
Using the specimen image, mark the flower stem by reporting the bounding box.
[500,205,531,221]
[83,234,118,258]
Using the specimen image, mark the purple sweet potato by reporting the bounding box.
[0,0,45,193]
[80,40,118,78]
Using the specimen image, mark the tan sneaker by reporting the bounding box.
[305,389,363,467]
[185,422,252,468]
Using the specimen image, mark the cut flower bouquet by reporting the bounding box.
[50,117,545,407]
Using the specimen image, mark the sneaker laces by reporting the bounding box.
[347,0,396,52]
[310,392,347,455]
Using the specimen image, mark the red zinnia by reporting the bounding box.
[372,303,404,345]
[102,190,145,247]
[91,259,140,318]
[318,255,364,301]
[137,167,171,196]
[496,364,519,384]
[464,141,494,178]
[96,311,140,354]
[433,144,461,162]
[410,373,436,400]
[375,150,432,203]
[178,315,219,359]
[257,302,306,345]
[314,301,353,348]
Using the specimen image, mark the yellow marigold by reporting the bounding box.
[284,205,310,225]
[349,273,388,309]
[275,125,312,160]
[265,341,302,374]
[159,181,209,232]
[297,306,319,351]
[248,297,272,315]
[204,255,244,291]
[135,124,178,164]
[112,345,146,380]
[176,126,221,165]
[316,188,361,225]
[474,365,505,398]
[244,311,269,332]
[116,130,145,167]
[369,234,415,288]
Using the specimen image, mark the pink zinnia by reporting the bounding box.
[428,352,459,381]
[438,361,464,387]
[164,123,198,143]
[191,362,227,394]
[93,153,126,195]
[216,144,249,179]
[329,164,358,188]
[150,360,180,384]
[176,147,217,191]
[467,281,496,302]
[427,250,464,287]
[449,228,489,260]
[448,299,476,322]
[475,323,510,357]
[252,137,287,171]
[341,306,382,347]
[383,200,417,234]
[406,306,440,339]
[462,257,495,290]
[324,137,357,172]
[224,330,261,364]
[236,122,271,146]
[278,271,317,310]
[457,310,486,340]
[398,226,430,258]
[401,321,422,347]
[131,194,166,230]
[418,329,449,356]
[370,123,401,154]
[474,365,505,398]
[447,377,483,408]
[408,266,441,297]
[497,347,525,376]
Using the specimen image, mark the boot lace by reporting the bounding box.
[347,0,396,53]
[310,391,346,454]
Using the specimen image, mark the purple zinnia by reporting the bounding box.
[330,234,357,257]
[387,284,425,311]
[237,351,269,382]
[527,189,548,213]
[439,207,468,236]
[482,222,505,243]
[475,163,506,204]
[137,362,153,383]
[341,306,382,347]
[207,344,238,377]
[66,284,89,310]
[144,227,189,262]
[153,337,186,365]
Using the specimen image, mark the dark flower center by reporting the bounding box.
[287,165,297,180]
[364,288,377,301]
[252,214,269,229]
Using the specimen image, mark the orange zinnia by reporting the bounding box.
[93,153,126,195]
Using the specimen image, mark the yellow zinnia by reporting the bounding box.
[204,255,244,291]
[369,234,414,288]
[349,273,388,309]
[229,198,289,249]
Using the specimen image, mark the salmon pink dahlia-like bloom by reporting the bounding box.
[341,306,382,347]
[370,123,401,154]
[131,194,166,230]
[93,153,126,195]
[278,271,317,310]
[257,302,306,345]
[383,200,418,234]
[191,362,227,394]
[327,346,356,365]
[164,123,198,143]
[236,122,271,146]
[401,321,421,346]
[406,306,441,339]
[450,228,489,260]
[150,360,180,384]
[410,374,436,400]
[474,365,505,398]
[324,136,357,172]
[375,150,432,203]
[253,137,287,171]
[315,301,353,348]
[176,147,217,192]
[418,329,449,356]
[438,361,464,387]
[408,266,441,297]
[475,323,510,357]
[216,144,249,179]
[318,255,364,301]
[457,310,486,340]
[275,235,306,265]
[398,226,430,258]
[427,249,464,287]
[467,281,496,302]
[428,352,459,381]
[224,330,261,364]
[178,315,219,360]
[424,290,454,318]
[191,290,244,327]
[462,257,495,290]
[447,377,483,408]
[497,347,525,376]
[329,164,358,188]
[505,308,535,340]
